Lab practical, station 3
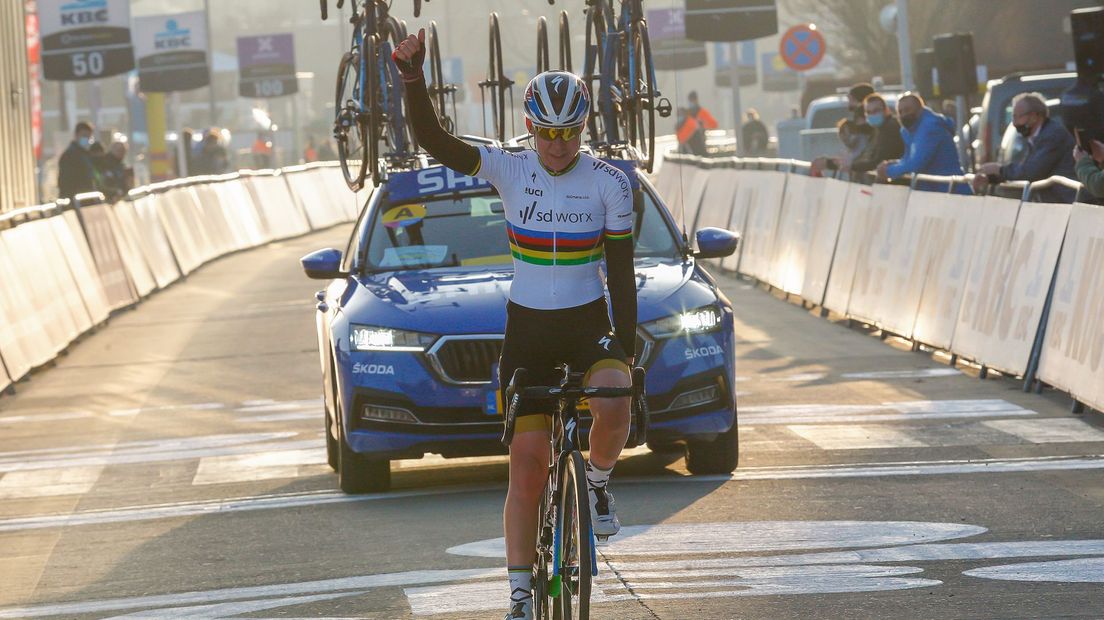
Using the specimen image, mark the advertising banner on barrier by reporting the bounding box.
[736,170,787,282]
[770,173,824,294]
[50,212,111,324]
[39,0,135,80]
[719,170,757,273]
[911,195,985,351]
[0,234,52,380]
[79,205,138,311]
[129,194,183,288]
[693,167,739,233]
[976,201,1071,376]
[652,159,683,211]
[878,193,984,339]
[106,202,156,298]
[951,196,1022,362]
[822,185,873,315]
[800,177,850,306]
[133,11,209,92]
[1038,203,1104,412]
[845,184,910,325]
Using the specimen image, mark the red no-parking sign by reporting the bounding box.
[779,24,826,72]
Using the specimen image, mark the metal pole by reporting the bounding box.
[204,0,217,126]
[172,91,188,178]
[728,42,742,154]
[956,94,968,168]
[896,0,912,89]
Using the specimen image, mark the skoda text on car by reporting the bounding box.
[302,145,741,493]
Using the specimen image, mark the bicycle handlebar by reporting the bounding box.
[520,385,634,399]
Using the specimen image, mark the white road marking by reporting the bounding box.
[0,411,95,424]
[1,522,1101,618]
[0,465,104,499]
[0,432,312,473]
[982,418,1104,444]
[5,455,1104,532]
[735,372,827,383]
[963,558,1104,583]
[192,449,329,485]
[740,399,1036,425]
[841,368,962,379]
[787,424,928,450]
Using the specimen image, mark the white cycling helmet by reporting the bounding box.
[523,71,590,128]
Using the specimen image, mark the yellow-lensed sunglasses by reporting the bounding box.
[531,124,585,141]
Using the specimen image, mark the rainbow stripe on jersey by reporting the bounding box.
[507,223,605,266]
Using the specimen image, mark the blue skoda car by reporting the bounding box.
[302,146,740,493]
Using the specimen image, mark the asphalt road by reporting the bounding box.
[1,226,1102,619]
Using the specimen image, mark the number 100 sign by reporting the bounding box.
[237,34,298,99]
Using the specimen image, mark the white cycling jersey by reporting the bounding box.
[472,146,634,310]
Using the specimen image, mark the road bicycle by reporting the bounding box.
[322,0,415,189]
[501,364,648,620]
[480,12,514,142]
[536,11,574,75]
[582,0,671,172]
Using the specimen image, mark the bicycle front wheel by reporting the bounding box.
[335,49,369,191]
[631,21,657,171]
[555,451,593,620]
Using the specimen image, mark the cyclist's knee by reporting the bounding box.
[586,366,631,420]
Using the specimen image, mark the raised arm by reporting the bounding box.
[393,29,480,175]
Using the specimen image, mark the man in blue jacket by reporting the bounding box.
[975,92,1076,203]
[876,93,970,194]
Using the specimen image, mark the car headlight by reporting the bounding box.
[641,305,722,339]
[349,325,436,352]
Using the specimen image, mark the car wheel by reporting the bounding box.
[337,406,391,494]
[325,405,339,472]
[685,418,739,475]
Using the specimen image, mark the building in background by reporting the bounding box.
[1,1,37,213]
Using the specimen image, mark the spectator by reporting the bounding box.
[1073,138,1104,199]
[847,82,874,123]
[740,109,770,156]
[304,137,318,163]
[877,93,969,194]
[195,131,230,175]
[850,93,906,176]
[99,141,131,201]
[974,92,1076,203]
[811,119,873,176]
[57,121,98,202]
[252,132,274,168]
[677,91,718,157]
[317,138,337,161]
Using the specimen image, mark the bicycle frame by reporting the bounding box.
[345,0,409,157]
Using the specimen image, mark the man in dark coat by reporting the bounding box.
[975,92,1076,203]
[57,121,98,201]
[850,93,906,175]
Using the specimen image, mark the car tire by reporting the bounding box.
[325,405,339,472]
[685,418,739,475]
[337,405,391,494]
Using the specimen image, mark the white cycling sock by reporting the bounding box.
[508,566,532,602]
[586,460,613,488]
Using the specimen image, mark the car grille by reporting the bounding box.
[428,336,504,384]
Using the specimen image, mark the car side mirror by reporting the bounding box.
[693,227,740,259]
[301,248,348,279]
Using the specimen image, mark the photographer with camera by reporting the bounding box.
[1073,139,1104,198]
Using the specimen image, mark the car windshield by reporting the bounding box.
[361,182,680,273]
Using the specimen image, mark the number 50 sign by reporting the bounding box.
[39,0,136,81]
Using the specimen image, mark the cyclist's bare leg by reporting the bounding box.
[504,427,551,566]
[586,367,631,469]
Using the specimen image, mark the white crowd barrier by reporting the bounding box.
[0,164,360,392]
[654,153,1104,413]
[1038,203,1104,412]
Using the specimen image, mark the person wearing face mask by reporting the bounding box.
[850,93,905,177]
[847,82,874,123]
[1073,138,1104,200]
[57,121,99,202]
[876,93,970,194]
[974,92,1076,203]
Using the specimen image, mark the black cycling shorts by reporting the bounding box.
[499,297,629,433]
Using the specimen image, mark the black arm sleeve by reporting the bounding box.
[604,236,637,359]
[403,76,481,175]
